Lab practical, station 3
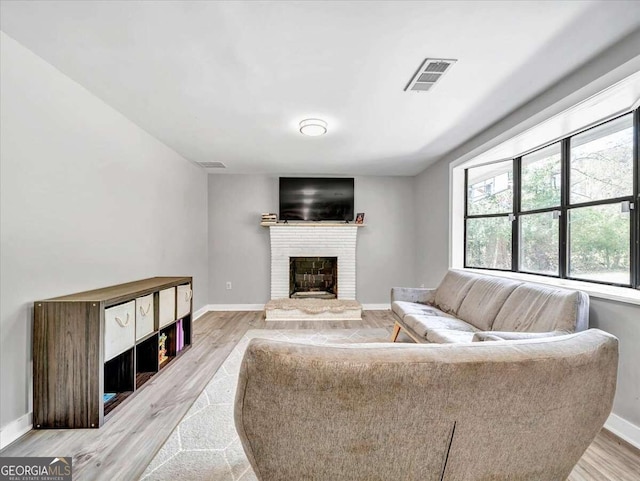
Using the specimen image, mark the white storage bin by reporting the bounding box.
[159,287,176,328]
[135,294,155,340]
[176,284,192,318]
[104,301,135,362]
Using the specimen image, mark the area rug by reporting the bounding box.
[140,328,395,481]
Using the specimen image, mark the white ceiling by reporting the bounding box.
[1,1,640,176]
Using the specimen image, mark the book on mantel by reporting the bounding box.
[261,213,277,224]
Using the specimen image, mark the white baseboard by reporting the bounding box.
[362,303,390,310]
[207,304,265,311]
[200,303,390,313]
[605,412,640,449]
[192,305,209,320]
[0,412,32,450]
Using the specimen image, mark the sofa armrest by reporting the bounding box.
[473,330,569,342]
[390,287,436,304]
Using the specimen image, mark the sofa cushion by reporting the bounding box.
[493,284,585,332]
[473,330,568,342]
[433,270,480,315]
[472,332,505,342]
[426,329,476,343]
[391,301,453,320]
[403,314,478,339]
[457,276,522,331]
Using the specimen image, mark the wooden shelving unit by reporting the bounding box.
[33,276,193,428]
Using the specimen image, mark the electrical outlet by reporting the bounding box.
[226,281,232,290]
[420,283,425,288]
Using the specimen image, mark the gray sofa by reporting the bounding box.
[234,329,618,481]
[391,269,589,343]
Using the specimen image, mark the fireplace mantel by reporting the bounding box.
[269,224,359,300]
[261,222,365,227]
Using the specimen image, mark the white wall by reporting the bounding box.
[208,175,415,305]
[0,33,208,436]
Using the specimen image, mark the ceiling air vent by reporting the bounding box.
[405,58,457,92]
[197,161,226,169]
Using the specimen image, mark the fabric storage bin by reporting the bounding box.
[135,294,155,340]
[159,287,176,328]
[176,283,192,318]
[105,300,136,361]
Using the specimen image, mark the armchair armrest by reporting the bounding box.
[390,287,436,304]
[473,330,569,342]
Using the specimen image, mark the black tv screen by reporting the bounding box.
[279,177,354,221]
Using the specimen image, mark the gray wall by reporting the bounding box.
[414,159,451,288]
[0,33,208,429]
[590,298,640,427]
[208,175,416,305]
[208,175,274,304]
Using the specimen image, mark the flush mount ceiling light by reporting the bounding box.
[299,119,327,136]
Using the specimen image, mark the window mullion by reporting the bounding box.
[464,169,469,268]
[633,108,639,288]
[512,157,520,272]
[559,138,570,279]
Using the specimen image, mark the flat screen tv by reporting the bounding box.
[279,177,354,221]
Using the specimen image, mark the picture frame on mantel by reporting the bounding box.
[355,213,365,225]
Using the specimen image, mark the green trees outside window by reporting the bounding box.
[465,111,638,288]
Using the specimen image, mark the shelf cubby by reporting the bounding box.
[159,322,177,370]
[104,348,135,417]
[136,334,159,389]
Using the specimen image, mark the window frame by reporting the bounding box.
[464,108,639,289]
[463,164,515,272]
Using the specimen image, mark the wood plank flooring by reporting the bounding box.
[1,310,638,481]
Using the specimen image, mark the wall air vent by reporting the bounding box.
[197,161,226,168]
[405,58,457,92]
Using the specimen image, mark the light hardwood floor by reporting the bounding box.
[1,310,639,480]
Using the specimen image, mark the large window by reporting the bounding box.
[464,110,639,289]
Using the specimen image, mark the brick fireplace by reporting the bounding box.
[290,257,337,299]
[269,225,358,299]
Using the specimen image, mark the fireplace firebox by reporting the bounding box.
[289,257,337,299]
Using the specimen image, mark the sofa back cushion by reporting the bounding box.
[235,330,618,481]
[457,277,522,330]
[493,283,588,332]
[433,270,480,315]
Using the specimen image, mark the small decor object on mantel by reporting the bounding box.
[261,213,277,225]
[355,213,365,224]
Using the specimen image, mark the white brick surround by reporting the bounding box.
[269,225,358,299]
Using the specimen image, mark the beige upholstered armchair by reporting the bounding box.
[234,329,617,481]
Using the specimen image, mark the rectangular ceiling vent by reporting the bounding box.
[197,161,226,169]
[405,58,457,92]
